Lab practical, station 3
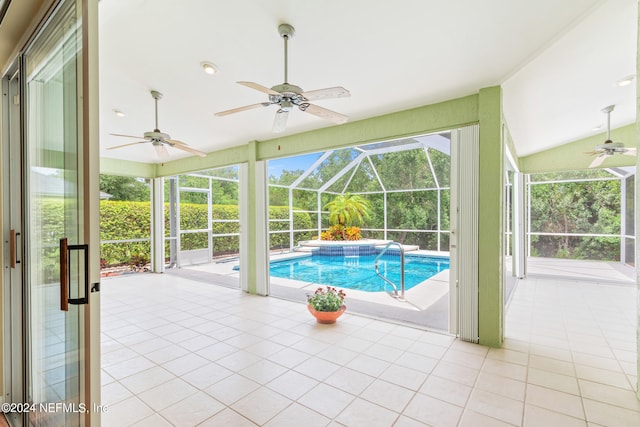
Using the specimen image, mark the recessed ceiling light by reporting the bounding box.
[201,62,217,75]
[617,75,635,87]
[113,109,125,117]
[592,125,602,131]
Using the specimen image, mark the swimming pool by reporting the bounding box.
[269,254,449,292]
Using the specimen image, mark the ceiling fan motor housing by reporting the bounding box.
[144,130,170,141]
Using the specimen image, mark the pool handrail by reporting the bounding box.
[374,242,405,301]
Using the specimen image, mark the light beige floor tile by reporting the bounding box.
[346,354,391,377]
[316,345,359,365]
[217,349,263,371]
[575,363,633,390]
[407,340,449,359]
[137,377,198,412]
[403,393,463,427]
[525,384,584,420]
[163,352,211,376]
[449,339,490,357]
[583,398,640,427]
[379,364,428,391]
[267,347,311,368]
[459,409,517,427]
[360,379,414,412]
[101,396,154,427]
[181,362,234,390]
[432,360,480,387]
[102,355,157,380]
[119,366,176,395]
[231,386,292,425]
[130,413,173,427]
[266,370,319,400]
[419,374,472,407]
[144,344,190,365]
[336,398,400,427]
[393,415,430,426]
[481,358,527,382]
[365,342,405,363]
[528,355,575,376]
[159,391,225,426]
[101,381,133,406]
[442,348,486,369]
[579,379,640,412]
[394,351,439,374]
[324,366,375,395]
[294,356,341,381]
[524,404,586,427]
[467,388,524,425]
[487,348,529,366]
[195,341,238,361]
[198,407,258,426]
[475,371,526,401]
[239,359,288,385]
[264,403,330,427]
[298,383,355,419]
[527,367,579,395]
[204,373,261,405]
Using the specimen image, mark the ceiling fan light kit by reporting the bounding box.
[215,23,351,132]
[586,104,636,168]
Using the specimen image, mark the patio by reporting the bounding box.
[100,269,638,426]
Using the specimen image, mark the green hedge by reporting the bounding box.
[99,200,312,266]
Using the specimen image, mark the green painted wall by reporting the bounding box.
[521,124,636,173]
[478,87,504,348]
[100,157,156,178]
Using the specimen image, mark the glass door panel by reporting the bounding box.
[23,0,85,424]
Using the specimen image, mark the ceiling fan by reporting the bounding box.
[108,90,206,161]
[215,23,351,133]
[586,105,636,168]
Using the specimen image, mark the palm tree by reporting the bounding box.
[325,193,371,226]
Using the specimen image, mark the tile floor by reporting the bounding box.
[100,272,639,426]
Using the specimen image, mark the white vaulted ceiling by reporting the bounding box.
[98,0,636,163]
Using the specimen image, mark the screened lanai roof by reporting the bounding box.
[268,132,451,194]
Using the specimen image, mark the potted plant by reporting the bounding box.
[307,286,347,324]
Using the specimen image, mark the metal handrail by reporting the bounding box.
[374,242,405,300]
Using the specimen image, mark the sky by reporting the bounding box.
[268,152,322,178]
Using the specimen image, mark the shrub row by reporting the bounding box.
[99,200,313,266]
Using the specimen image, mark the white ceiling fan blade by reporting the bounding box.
[301,103,348,124]
[589,154,607,168]
[301,86,351,101]
[237,81,280,96]
[166,139,190,146]
[107,141,148,150]
[215,102,271,117]
[623,148,636,156]
[154,143,170,161]
[110,133,147,139]
[272,110,289,133]
[171,143,207,157]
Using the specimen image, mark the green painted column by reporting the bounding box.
[478,86,504,348]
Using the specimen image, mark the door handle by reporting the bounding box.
[10,229,20,268]
[60,238,89,312]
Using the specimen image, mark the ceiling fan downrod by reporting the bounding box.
[151,90,163,132]
[602,104,614,142]
[278,24,295,84]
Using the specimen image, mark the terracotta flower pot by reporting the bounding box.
[307,304,347,324]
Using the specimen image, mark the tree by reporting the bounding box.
[100,175,150,201]
[325,193,371,226]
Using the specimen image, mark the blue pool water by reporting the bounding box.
[269,254,449,292]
